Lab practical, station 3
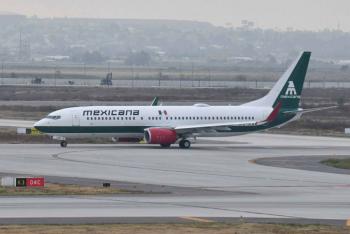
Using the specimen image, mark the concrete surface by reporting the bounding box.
[0,133,349,224]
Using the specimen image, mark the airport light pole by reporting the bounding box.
[1,61,3,85]
[54,65,57,87]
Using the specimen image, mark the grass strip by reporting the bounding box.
[0,183,135,196]
[321,158,350,170]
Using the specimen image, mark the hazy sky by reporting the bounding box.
[1,0,349,31]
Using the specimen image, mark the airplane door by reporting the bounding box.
[72,111,80,126]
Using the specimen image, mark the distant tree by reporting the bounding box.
[336,97,345,108]
[235,74,247,81]
[125,51,151,66]
[340,65,349,72]
[81,51,105,64]
[267,54,277,64]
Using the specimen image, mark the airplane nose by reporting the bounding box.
[33,119,45,129]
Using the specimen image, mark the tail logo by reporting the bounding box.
[280,81,300,99]
[285,81,297,95]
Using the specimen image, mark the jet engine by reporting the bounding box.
[144,128,177,146]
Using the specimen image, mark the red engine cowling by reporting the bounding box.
[144,128,177,145]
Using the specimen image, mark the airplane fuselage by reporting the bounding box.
[35,105,284,139]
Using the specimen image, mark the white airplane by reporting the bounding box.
[34,51,333,148]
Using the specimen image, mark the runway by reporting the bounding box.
[0,133,349,224]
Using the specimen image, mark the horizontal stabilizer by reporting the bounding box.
[283,106,338,114]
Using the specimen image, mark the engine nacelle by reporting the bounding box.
[144,128,177,145]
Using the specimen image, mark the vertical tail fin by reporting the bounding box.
[243,51,311,110]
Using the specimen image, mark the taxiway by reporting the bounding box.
[0,133,349,224]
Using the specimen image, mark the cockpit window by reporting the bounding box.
[46,115,61,120]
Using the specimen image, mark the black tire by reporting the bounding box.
[60,141,67,148]
[160,144,171,148]
[179,139,191,149]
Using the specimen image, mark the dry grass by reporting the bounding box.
[321,158,350,170]
[0,183,132,196]
[0,223,348,234]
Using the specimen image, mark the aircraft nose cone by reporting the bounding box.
[33,119,45,130]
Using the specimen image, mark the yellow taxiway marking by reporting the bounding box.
[180,216,214,223]
[346,219,350,226]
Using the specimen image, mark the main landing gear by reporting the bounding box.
[179,139,191,149]
[60,140,68,148]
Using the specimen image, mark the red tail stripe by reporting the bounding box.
[266,102,282,122]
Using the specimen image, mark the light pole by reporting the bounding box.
[1,61,4,85]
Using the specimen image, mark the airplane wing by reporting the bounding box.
[0,119,35,128]
[174,121,258,134]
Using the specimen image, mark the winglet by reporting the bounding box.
[151,97,159,106]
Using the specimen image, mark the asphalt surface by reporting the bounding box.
[255,155,350,175]
[0,133,349,225]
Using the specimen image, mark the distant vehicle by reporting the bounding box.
[31,77,44,84]
[68,81,75,85]
[100,72,112,86]
[34,52,335,149]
